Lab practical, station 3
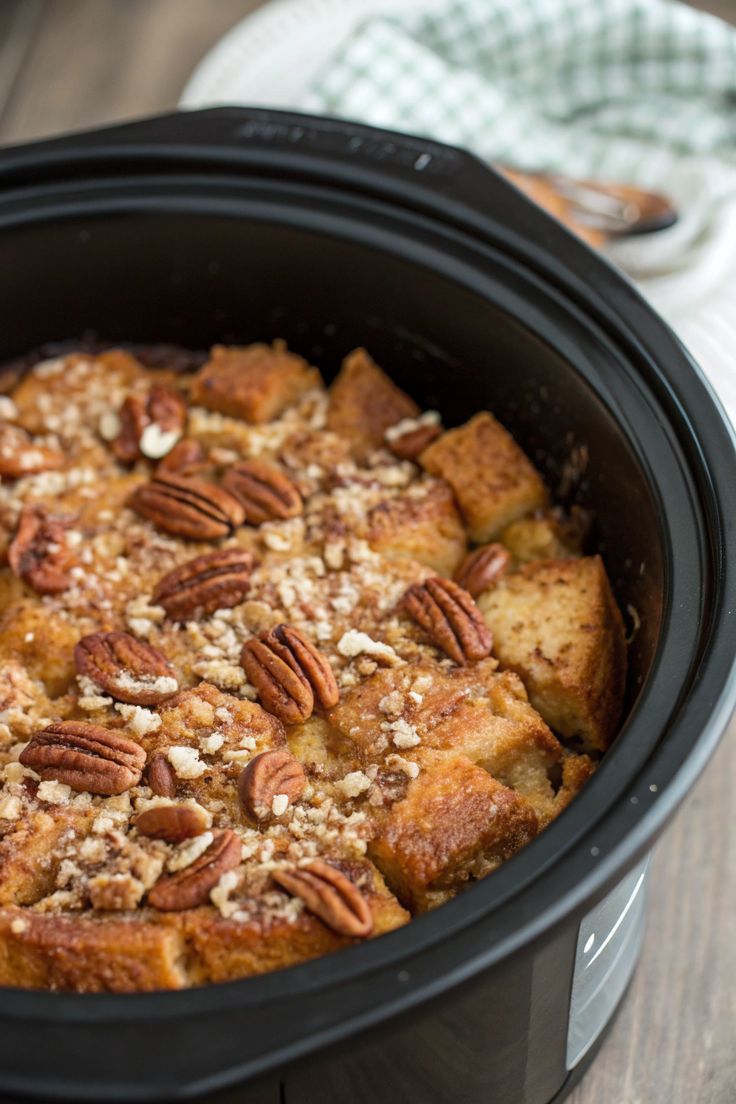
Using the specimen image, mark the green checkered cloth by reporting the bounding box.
[304,0,736,416]
[306,0,736,184]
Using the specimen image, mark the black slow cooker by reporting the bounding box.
[0,108,734,1104]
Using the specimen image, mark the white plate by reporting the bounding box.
[180,0,434,111]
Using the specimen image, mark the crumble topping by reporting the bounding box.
[386,718,421,749]
[167,746,207,780]
[167,831,214,872]
[271,793,290,817]
[0,795,22,820]
[36,781,73,805]
[0,340,620,994]
[112,671,179,697]
[384,410,441,443]
[337,630,399,663]
[115,704,162,735]
[385,754,420,779]
[335,771,372,798]
[200,733,225,754]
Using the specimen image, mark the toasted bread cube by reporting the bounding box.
[328,660,491,760]
[0,660,56,746]
[147,683,286,818]
[368,479,467,576]
[329,660,563,819]
[443,668,565,812]
[545,750,596,825]
[185,861,409,984]
[500,507,587,564]
[369,756,538,910]
[287,716,354,779]
[0,908,187,991]
[478,556,626,752]
[153,683,284,754]
[191,342,321,423]
[10,349,147,436]
[503,746,595,830]
[420,412,548,541]
[326,348,419,459]
[58,471,144,531]
[0,807,95,906]
[0,859,409,991]
[280,427,353,479]
[0,598,81,697]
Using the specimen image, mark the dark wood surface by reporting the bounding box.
[1,3,734,1102]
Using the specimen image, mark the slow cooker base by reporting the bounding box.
[548,975,634,1104]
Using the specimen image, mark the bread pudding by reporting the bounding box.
[0,342,626,991]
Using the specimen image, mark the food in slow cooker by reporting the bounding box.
[0,342,626,991]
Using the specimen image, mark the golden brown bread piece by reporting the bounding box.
[330,658,539,757]
[9,349,149,437]
[551,750,597,820]
[0,807,95,906]
[183,861,409,986]
[327,659,583,825]
[140,683,286,821]
[478,556,627,751]
[0,598,82,697]
[286,715,352,779]
[369,756,538,911]
[191,342,321,424]
[499,508,587,564]
[368,479,467,576]
[0,908,187,991]
[0,860,409,992]
[420,412,549,541]
[326,348,419,459]
[0,659,57,739]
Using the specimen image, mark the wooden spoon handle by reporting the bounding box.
[499,166,677,246]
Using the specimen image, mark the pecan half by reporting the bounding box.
[402,576,492,664]
[152,548,254,621]
[272,859,373,938]
[146,752,177,798]
[222,460,303,525]
[241,624,339,725]
[111,385,186,464]
[147,829,241,911]
[238,749,307,821]
[131,474,245,540]
[134,804,209,842]
[0,423,64,480]
[155,437,208,476]
[8,505,75,595]
[454,543,511,598]
[20,721,146,795]
[388,422,442,461]
[74,631,178,705]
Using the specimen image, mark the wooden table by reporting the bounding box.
[1,3,734,1102]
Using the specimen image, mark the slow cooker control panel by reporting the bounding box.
[567,855,651,1068]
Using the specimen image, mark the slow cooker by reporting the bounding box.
[0,107,734,1104]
